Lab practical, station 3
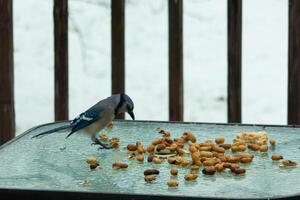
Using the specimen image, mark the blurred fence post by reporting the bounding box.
[169,0,183,121]
[111,0,125,119]
[228,0,242,123]
[54,0,69,121]
[288,0,300,125]
[0,0,15,144]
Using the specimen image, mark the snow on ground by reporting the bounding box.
[13,0,288,135]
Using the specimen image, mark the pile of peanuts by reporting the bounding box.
[86,157,100,169]
[86,129,297,187]
[124,130,297,187]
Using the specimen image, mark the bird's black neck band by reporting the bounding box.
[114,93,124,116]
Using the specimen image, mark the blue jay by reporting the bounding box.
[32,94,135,149]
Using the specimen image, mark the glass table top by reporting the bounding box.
[0,121,300,199]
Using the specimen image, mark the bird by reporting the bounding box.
[32,93,135,149]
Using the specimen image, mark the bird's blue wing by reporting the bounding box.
[66,110,102,138]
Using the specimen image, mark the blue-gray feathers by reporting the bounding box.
[65,109,103,138]
[32,94,129,139]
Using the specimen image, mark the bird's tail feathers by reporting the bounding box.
[31,124,71,138]
[65,130,76,139]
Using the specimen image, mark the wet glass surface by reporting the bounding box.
[0,121,299,199]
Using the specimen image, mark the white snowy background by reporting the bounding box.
[13,0,288,135]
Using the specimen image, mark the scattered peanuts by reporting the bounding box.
[240,157,252,163]
[230,163,240,169]
[199,146,211,151]
[231,145,240,152]
[184,173,198,181]
[153,157,162,164]
[182,131,197,143]
[112,162,128,169]
[168,157,176,164]
[200,151,213,158]
[110,137,119,143]
[238,145,246,151]
[177,148,187,156]
[228,156,240,163]
[99,134,109,141]
[212,146,225,153]
[191,165,200,171]
[159,129,171,137]
[239,153,254,159]
[152,139,162,145]
[86,157,99,166]
[271,154,283,161]
[190,165,200,174]
[231,167,246,175]
[236,131,268,145]
[144,175,156,183]
[86,157,100,170]
[168,143,177,151]
[181,159,191,166]
[193,160,202,167]
[147,154,154,162]
[259,145,268,152]
[203,159,217,166]
[189,145,198,153]
[215,137,225,144]
[98,134,119,148]
[269,139,276,146]
[146,145,155,153]
[173,156,183,165]
[220,143,231,150]
[136,141,144,153]
[202,166,216,175]
[89,164,99,170]
[156,144,166,152]
[167,179,179,187]
[127,144,137,151]
[248,144,260,151]
[111,142,119,149]
[120,130,296,186]
[191,152,200,162]
[144,169,160,176]
[137,154,144,162]
[282,160,297,167]
[223,162,232,168]
[128,152,136,159]
[170,168,178,176]
[164,138,173,145]
[215,163,225,172]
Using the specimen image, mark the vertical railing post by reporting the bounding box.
[288,0,300,125]
[54,0,69,121]
[111,0,125,119]
[169,0,183,121]
[228,0,242,123]
[0,0,15,144]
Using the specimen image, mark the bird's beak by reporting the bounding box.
[128,111,135,120]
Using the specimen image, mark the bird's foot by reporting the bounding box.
[97,145,112,150]
[91,140,112,149]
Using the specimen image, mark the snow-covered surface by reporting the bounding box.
[13,0,288,135]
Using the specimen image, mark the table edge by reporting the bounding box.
[0,188,299,200]
[1,119,300,150]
